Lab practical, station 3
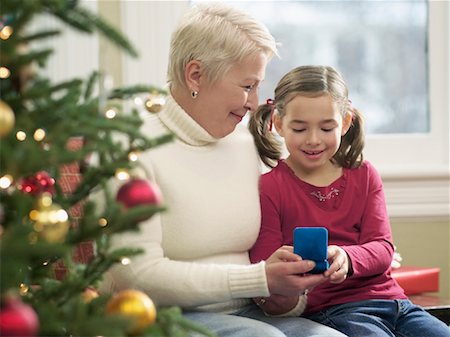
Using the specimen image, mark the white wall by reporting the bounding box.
[30,0,99,84]
[120,0,189,89]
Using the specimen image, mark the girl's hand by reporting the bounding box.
[324,245,351,284]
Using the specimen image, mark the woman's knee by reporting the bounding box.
[185,311,286,337]
[232,320,287,337]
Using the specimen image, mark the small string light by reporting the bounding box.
[0,26,13,40]
[41,193,52,207]
[98,218,108,227]
[115,169,130,181]
[134,97,143,105]
[128,151,138,162]
[16,131,27,141]
[0,66,10,79]
[54,209,69,222]
[0,174,13,189]
[33,222,43,232]
[33,128,46,141]
[29,210,40,221]
[19,283,29,295]
[105,108,117,119]
[120,257,131,265]
[28,232,38,244]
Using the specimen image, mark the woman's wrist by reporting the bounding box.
[276,294,307,317]
[254,297,268,307]
[253,294,306,317]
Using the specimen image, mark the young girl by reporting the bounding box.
[248,65,450,337]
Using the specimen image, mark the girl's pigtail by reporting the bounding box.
[248,104,282,168]
[334,107,365,168]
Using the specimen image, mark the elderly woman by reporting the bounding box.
[102,3,346,337]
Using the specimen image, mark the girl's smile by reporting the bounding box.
[302,149,325,159]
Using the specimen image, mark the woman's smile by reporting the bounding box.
[230,111,246,123]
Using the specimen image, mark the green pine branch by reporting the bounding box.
[18,29,61,43]
[109,85,168,100]
[52,5,138,57]
[0,0,216,336]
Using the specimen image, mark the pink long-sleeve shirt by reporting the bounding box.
[250,160,406,314]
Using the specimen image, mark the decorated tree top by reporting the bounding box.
[0,1,214,336]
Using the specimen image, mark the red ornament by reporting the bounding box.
[116,179,162,209]
[0,296,39,337]
[19,171,55,196]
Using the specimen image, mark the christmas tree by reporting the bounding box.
[0,1,214,336]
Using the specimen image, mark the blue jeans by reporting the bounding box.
[306,299,450,337]
[184,303,347,337]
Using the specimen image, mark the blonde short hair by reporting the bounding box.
[168,3,278,89]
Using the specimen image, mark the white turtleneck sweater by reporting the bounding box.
[101,96,270,313]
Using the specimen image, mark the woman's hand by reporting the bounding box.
[324,245,351,284]
[266,245,300,264]
[254,294,300,316]
[265,246,327,297]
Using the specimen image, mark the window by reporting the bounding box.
[120,0,449,217]
[230,1,429,135]
[189,1,447,170]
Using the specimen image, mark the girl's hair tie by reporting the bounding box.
[266,98,275,131]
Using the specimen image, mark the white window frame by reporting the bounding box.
[371,1,449,219]
[118,0,449,219]
[364,1,449,174]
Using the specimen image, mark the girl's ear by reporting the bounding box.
[184,60,202,92]
[341,109,353,135]
[273,112,285,137]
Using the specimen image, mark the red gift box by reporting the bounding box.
[53,137,94,280]
[392,266,440,295]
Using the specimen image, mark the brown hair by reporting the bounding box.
[249,65,365,168]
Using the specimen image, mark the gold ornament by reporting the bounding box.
[145,92,166,113]
[0,100,15,137]
[29,193,70,243]
[105,289,157,336]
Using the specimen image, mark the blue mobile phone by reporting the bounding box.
[293,227,329,274]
